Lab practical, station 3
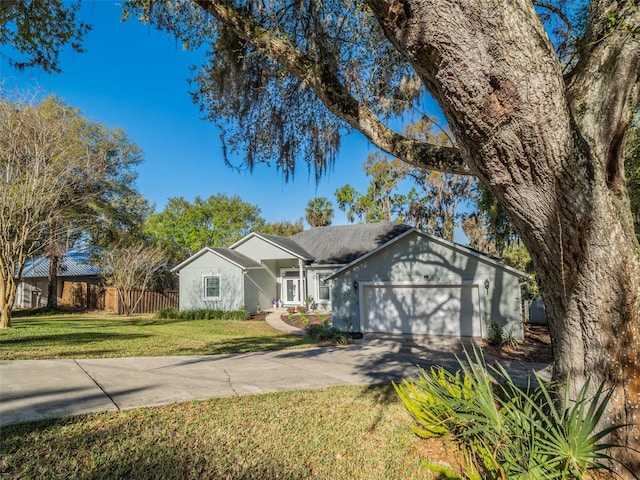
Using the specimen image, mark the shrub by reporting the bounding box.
[394,346,624,479]
[155,307,180,319]
[154,308,250,320]
[304,295,316,310]
[487,318,503,346]
[296,305,307,314]
[486,319,519,349]
[307,324,347,345]
[501,324,519,349]
[12,307,63,317]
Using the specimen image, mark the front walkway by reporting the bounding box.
[264,308,306,336]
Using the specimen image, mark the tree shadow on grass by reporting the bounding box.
[173,335,318,357]
[0,385,150,428]
[0,332,152,360]
[0,332,150,347]
[1,416,310,480]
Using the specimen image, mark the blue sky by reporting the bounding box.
[1,1,453,232]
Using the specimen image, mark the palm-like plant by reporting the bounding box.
[305,197,334,227]
[394,346,629,479]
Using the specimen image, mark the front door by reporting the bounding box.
[284,277,300,304]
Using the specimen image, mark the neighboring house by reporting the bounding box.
[172,223,528,339]
[15,247,100,309]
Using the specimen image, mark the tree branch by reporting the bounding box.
[532,1,572,32]
[566,1,640,186]
[193,0,470,175]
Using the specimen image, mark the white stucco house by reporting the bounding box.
[172,223,528,339]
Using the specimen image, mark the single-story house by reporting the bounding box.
[14,247,101,309]
[172,223,528,339]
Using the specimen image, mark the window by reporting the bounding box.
[317,275,330,302]
[203,275,221,300]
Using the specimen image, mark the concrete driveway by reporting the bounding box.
[0,335,550,427]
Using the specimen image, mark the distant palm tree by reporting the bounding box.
[305,197,334,227]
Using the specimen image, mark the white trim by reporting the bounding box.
[326,229,528,280]
[315,273,331,304]
[281,268,302,304]
[172,247,263,272]
[310,263,347,269]
[202,274,221,301]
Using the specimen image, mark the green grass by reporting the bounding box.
[0,312,318,360]
[0,385,436,480]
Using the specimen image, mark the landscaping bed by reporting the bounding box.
[279,311,332,329]
[483,323,552,363]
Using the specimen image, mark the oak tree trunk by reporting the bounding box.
[369,0,640,474]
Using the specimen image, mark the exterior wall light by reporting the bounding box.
[484,278,490,291]
[353,280,358,291]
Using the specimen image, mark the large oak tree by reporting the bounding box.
[7,0,637,472]
[122,0,639,471]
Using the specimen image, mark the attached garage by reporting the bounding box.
[328,228,527,340]
[361,283,482,336]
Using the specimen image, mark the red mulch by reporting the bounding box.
[249,311,269,321]
[279,312,332,329]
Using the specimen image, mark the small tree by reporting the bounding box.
[335,154,408,223]
[402,170,476,242]
[0,94,124,328]
[99,243,167,316]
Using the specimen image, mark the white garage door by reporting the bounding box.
[362,284,482,337]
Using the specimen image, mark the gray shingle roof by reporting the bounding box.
[290,222,412,265]
[210,248,264,269]
[21,247,101,278]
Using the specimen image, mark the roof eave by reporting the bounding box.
[170,247,213,272]
[326,228,529,280]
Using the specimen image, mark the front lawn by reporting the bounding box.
[0,385,442,479]
[0,312,318,360]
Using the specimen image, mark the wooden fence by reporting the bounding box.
[61,282,103,310]
[62,282,178,314]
